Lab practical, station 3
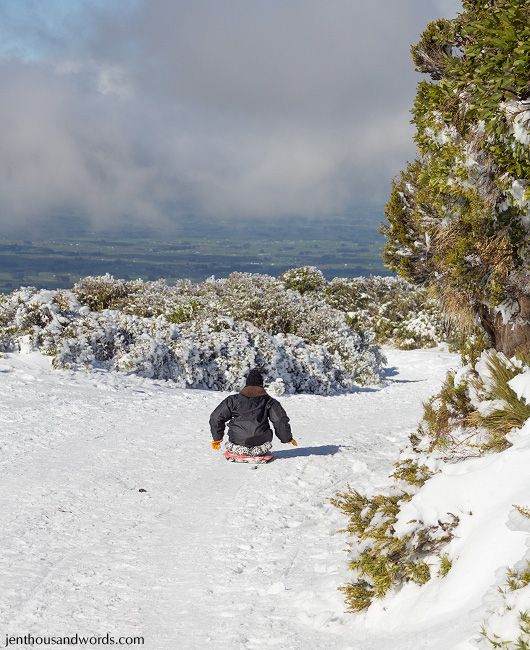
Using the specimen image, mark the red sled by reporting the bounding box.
[224,450,274,464]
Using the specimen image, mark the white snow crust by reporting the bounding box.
[508,370,530,405]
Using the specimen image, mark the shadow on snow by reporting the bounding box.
[273,444,341,460]
[384,365,423,384]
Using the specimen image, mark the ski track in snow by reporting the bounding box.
[0,347,457,650]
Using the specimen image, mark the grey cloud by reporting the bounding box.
[0,0,461,233]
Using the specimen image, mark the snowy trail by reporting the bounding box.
[0,348,457,649]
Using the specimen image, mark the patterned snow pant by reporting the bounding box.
[224,441,273,456]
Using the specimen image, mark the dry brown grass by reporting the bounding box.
[431,222,462,260]
[439,285,475,332]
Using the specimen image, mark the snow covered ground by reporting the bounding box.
[0,346,470,649]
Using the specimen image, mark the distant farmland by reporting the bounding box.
[0,215,390,292]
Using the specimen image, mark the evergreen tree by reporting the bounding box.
[382,0,530,355]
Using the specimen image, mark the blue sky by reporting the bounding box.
[1,1,85,59]
[0,0,461,234]
[0,1,138,60]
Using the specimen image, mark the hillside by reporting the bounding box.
[0,346,457,650]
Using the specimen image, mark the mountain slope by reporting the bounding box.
[0,347,456,649]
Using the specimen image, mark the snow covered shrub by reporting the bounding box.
[165,300,202,324]
[0,282,385,394]
[324,276,449,349]
[174,317,340,393]
[391,458,433,488]
[279,266,326,294]
[73,274,129,311]
[331,487,458,612]
[266,378,286,396]
[480,563,530,649]
[479,504,530,649]
[121,279,200,319]
[459,328,491,367]
[0,293,18,351]
[334,347,530,613]
[393,310,443,350]
[212,272,302,335]
[469,351,530,452]
[198,272,386,385]
[0,270,447,391]
[417,371,475,457]
[73,276,200,320]
[405,349,530,460]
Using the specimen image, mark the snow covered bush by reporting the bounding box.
[331,487,458,612]
[0,269,452,392]
[481,562,530,649]
[480,505,530,649]
[210,272,306,336]
[72,271,451,352]
[414,370,476,459]
[413,349,530,459]
[74,276,198,319]
[73,274,129,311]
[279,266,326,294]
[324,276,450,349]
[266,378,286,396]
[0,278,385,394]
[334,347,530,613]
[469,351,530,452]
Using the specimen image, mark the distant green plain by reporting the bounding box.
[0,215,390,292]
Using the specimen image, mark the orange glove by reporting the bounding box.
[212,440,221,450]
[289,438,298,447]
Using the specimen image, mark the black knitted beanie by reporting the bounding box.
[245,368,264,387]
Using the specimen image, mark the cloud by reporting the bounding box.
[0,0,461,234]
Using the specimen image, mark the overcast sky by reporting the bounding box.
[0,0,461,235]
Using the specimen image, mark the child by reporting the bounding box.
[209,368,297,456]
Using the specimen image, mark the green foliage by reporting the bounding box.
[383,0,530,341]
[279,266,326,294]
[420,371,474,452]
[471,351,530,451]
[392,459,433,487]
[325,275,451,349]
[458,329,491,366]
[332,484,458,612]
[453,2,530,140]
[437,553,452,578]
[411,18,456,80]
[410,561,432,586]
[339,580,374,613]
[165,301,201,324]
[73,274,129,311]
